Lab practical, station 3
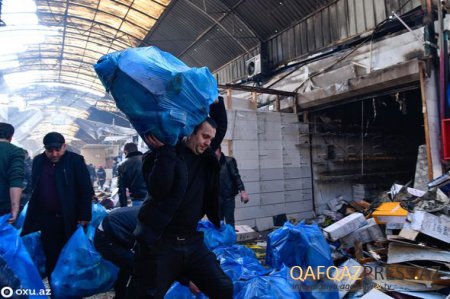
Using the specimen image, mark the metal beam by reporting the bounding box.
[218,84,297,97]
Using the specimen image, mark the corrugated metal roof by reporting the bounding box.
[0,0,171,94]
[0,0,170,147]
[145,0,335,71]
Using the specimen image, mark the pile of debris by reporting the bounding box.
[319,183,450,298]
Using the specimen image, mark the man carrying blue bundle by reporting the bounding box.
[21,132,94,282]
[132,96,233,299]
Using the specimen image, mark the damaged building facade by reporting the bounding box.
[208,0,448,226]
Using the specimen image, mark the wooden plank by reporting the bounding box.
[419,61,433,181]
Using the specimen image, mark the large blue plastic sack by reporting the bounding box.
[164,282,207,299]
[213,245,270,281]
[197,220,236,250]
[266,222,333,270]
[94,46,218,145]
[0,214,46,298]
[86,203,108,241]
[51,226,119,298]
[265,222,306,270]
[266,223,338,299]
[213,244,257,263]
[22,231,46,278]
[234,274,302,299]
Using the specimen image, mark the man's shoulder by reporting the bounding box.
[4,142,23,155]
[225,156,236,163]
[64,151,87,164]
[65,151,83,159]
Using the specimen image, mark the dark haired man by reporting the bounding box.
[21,132,94,280]
[215,146,249,228]
[0,122,24,224]
[133,97,233,299]
[117,142,147,207]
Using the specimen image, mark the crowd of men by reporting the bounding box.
[0,96,252,299]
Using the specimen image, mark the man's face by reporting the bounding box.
[188,122,216,155]
[45,144,67,163]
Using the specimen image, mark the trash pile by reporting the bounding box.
[315,183,450,298]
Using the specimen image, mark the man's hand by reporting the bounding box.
[145,134,165,149]
[188,281,201,295]
[240,190,249,204]
[7,210,18,224]
[9,187,21,224]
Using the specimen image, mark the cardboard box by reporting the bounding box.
[409,211,450,244]
[372,202,408,224]
[323,213,368,241]
[235,225,258,242]
[340,218,385,248]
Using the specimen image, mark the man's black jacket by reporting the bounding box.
[21,151,94,238]
[134,98,227,247]
[117,151,147,207]
[219,154,245,199]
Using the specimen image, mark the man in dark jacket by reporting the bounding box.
[21,132,94,280]
[0,122,24,224]
[117,143,147,207]
[97,165,106,189]
[133,97,233,299]
[215,147,249,228]
[94,206,201,299]
[94,206,139,299]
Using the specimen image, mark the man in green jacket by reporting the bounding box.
[0,122,24,224]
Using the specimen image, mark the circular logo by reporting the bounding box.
[1,286,13,298]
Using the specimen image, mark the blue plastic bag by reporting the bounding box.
[197,220,236,250]
[0,214,46,298]
[266,222,307,270]
[86,203,108,241]
[213,245,270,281]
[234,275,302,299]
[21,231,46,278]
[266,222,338,299]
[164,282,207,299]
[213,244,257,263]
[90,203,108,228]
[51,226,119,298]
[94,46,218,145]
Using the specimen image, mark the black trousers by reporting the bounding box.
[132,233,233,299]
[40,215,67,280]
[219,198,235,228]
[94,228,133,299]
